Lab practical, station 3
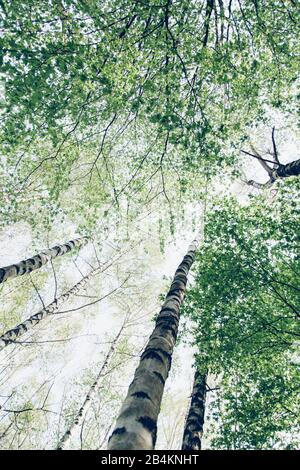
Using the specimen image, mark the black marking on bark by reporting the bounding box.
[156,316,178,328]
[0,269,4,283]
[168,290,184,299]
[189,409,204,418]
[156,347,172,364]
[108,426,126,441]
[191,436,201,448]
[138,416,157,446]
[170,278,187,288]
[138,415,156,432]
[153,371,165,385]
[171,273,187,282]
[131,391,151,400]
[27,257,36,266]
[157,320,178,340]
[141,349,164,363]
[156,312,179,326]
[142,347,172,366]
[159,306,179,315]
[160,306,179,316]
[183,253,194,263]
[166,326,178,341]
[176,267,189,276]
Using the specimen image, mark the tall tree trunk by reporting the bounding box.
[181,371,207,450]
[0,237,89,285]
[203,0,214,46]
[57,322,124,450]
[0,265,99,351]
[108,240,198,450]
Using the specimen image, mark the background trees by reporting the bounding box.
[108,240,198,450]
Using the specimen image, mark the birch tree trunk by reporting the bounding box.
[0,265,99,351]
[274,159,300,179]
[248,158,300,188]
[57,322,124,450]
[181,371,207,450]
[108,240,198,450]
[0,237,89,284]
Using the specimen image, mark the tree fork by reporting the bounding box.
[107,240,198,450]
[243,127,300,188]
[275,159,300,179]
[0,237,89,285]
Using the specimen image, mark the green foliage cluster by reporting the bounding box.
[183,179,300,448]
[1,0,299,241]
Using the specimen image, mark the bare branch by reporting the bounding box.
[29,275,46,309]
[271,127,280,165]
[241,149,276,167]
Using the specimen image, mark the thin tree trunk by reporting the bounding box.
[0,237,89,285]
[108,240,198,450]
[181,371,207,450]
[57,322,124,450]
[203,0,214,46]
[0,265,99,351]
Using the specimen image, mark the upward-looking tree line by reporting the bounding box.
[0,0,299,450]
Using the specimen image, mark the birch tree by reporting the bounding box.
[0,237,89,285]
[182,371,207,451]
[108,240,198,450]
[57,320,125,450]
[0,264,106,350]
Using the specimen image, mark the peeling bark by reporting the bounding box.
[0,237,89,285]
[57,323,124,450]
[182,371,207,451]
[108,240,198,450]
[0,265,99,351]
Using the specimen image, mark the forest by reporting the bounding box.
[0,0,299,451]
